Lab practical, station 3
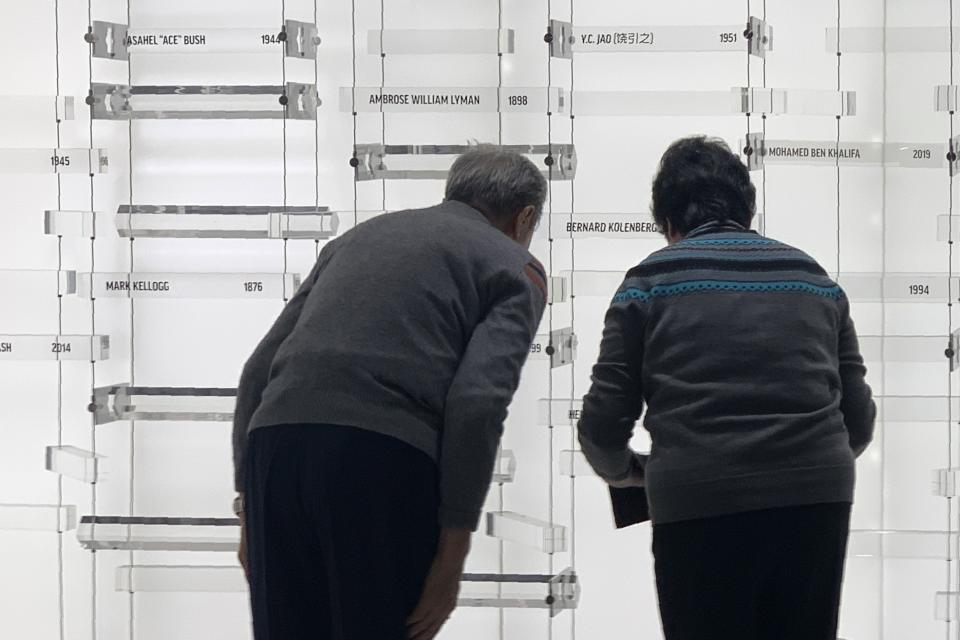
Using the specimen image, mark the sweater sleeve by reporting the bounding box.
[231,241,337,492]
[578,286,646,481]
[837,296,876,457]
[438,262,547,530]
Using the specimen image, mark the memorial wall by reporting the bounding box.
[0,0,957,638]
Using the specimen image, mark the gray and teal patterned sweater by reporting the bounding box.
[577,220,876,524]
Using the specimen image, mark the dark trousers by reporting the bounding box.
[653,502,851,640]
[244,423,440,640]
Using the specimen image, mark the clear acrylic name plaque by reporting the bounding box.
[0,504,76,532]
[368,29,516,55]
[341,87,564,114]
[0,96,75,121]
[564,17,771,56]
[848,529,960,559]
[827,27,960,53]
[116,565,245,593]
[459,569,579,617]
[744,134,944,170]
[92,20,319,59]
[44,210,99,237]
[492,449,517,484]
[0,335,109,361]
[90,82,318,120]
[45,446,104,484]
[541,213,662,238]
[936,592,960,621]
[933,468,960,498]
[858,335,949,363]
[485,511,567,553]
[559,450,596,478]
[114,205,338,239]
[77,516,240,551]
[0,148,108,174]
[354,143,576,181]
[876,396,960,422]
[538,398,584,426]
[73,272,300,299]
[92,384,236,424]
[560,271,959,303]
[112,564,579,614]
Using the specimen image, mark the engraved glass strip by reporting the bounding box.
[368,29,515,54]
[826,27,960,53]
[0,148,108,174]
[0,504,76,532]
[73,272,300,299]
[937,215,960,241]
[341,87,564,114]
[858,335,948,362]
[90,83,318,120]
[937,593,960,621]
[77,516,240,551]
[93,385,236,424]
[114,206,337,239]
[543,213,662,237]
[491,449,517,484]
[0,335,109,361]
[116,565,245,592]
[848,529,960,559]
[572,90,734,116]
[45,446,104,484]
[528,328,577,367]
[744,139,944,168]
[459,569,579,617]
[120,22,318,58]
[485,512,567,553]
[570,23,769,53]
[735,88,856,116]
[547,276,568,304]
[44,210,100,237]
[538,398,583,426]
[564,271,960,302]
[355,143,575,181]
[0,96,75,121]
[0,270,76,295]
[933,469,960,498]
[559,450,596,478]
[877,396,960,422]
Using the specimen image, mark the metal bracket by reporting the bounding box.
[743,132,766,171]
[90,21,130,60]
[950,136,960,177]
[548,19,574,58]
[747,16,773,58]
[548,327,578,368]
[91,383,130,425]
[285,20,321,59]
[547,568,581,617]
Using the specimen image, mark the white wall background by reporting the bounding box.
[0,0,957,638]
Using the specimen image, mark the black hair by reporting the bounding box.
[651,136,756,236]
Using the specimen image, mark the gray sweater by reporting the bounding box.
[232,201,546,530]
[577,221,876,524]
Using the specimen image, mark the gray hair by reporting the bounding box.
[445,147,547,224]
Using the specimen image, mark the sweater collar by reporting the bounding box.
[684,219,756,239]
[443,199,495,226]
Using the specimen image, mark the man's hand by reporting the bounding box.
[238,517,250,583]
[606,454,646,489]
[407,528,471,640]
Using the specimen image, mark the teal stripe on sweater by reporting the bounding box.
[613,279,844,303]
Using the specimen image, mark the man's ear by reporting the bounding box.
[518,205,537,231]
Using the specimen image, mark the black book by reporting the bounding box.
[609,485,650,529]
